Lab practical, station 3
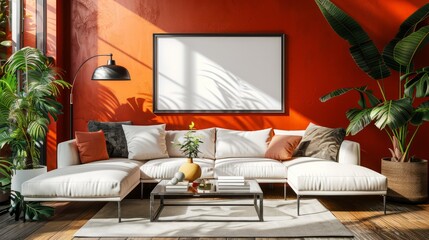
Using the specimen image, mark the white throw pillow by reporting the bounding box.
[122,124,169,160]
[215,128,272,159]
[166,128,216,159]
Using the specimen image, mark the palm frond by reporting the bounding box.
[411,101,429,125]
[382,3,429,71]
[404,70,429,97]
[370,98,414,130]
[320,86,380,108]
[394,25,429,67]
[345,108,373,135]
[315,0,390,79]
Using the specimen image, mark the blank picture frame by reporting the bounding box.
[153,34,285,113]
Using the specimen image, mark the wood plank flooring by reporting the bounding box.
[0,184,428,240]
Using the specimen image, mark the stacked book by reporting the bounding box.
[217,176,250,192]
[165,181,189,192]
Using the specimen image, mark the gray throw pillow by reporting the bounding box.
[293,123,346,161]
[87,121,132,158]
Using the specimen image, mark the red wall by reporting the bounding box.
[62,0,429,175]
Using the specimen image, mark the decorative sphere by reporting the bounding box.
[169,177,179,185]
[174,172,185,182]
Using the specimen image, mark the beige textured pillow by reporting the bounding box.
[293,123,345,161]
[265,135,302,161]
[122,124,169,160]
[166,128,216,159]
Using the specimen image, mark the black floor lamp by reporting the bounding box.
[70,53,131,139]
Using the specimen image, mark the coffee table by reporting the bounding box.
[150,179,264,222]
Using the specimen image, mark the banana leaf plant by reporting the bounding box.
[0,47,71,169]
[315,0,429,162]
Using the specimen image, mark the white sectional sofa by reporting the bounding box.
[21,127,387,221]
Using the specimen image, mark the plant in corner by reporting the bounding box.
[315,0,429,202]
[176,122,204,181]
[0,47,70,220]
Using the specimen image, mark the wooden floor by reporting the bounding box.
[0,184,428,240]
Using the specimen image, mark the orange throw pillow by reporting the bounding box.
[265,135,302,161]
[75,130,109,164]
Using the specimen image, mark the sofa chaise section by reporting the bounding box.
[287,161,387,215]
[22,158,141,222]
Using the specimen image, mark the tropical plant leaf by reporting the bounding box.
[0,40,11,47]
[27,118,49,140]
[320,86,380,108]
[383,3,429,71]
[404,71,429,97]
[411,101,429,125]
[394,25,429,67]
[25,202,54,221]
[370,98,414,130]
[315,0,390,79]
[345,108,373,135]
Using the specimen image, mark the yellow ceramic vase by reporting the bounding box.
[178,158,201,182]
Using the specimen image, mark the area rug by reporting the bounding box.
[75,199,353,238]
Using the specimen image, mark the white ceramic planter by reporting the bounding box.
[11,166,47,193]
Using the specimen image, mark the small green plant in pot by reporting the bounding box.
[176,122,204,182]
[0,47,70,220]
[315,0,429,202]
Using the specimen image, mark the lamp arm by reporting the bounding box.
[69,53,112,139]
[69,53,112,104]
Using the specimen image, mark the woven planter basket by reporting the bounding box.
[381,158,428,203]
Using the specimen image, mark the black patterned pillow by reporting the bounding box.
[87,121,132,158]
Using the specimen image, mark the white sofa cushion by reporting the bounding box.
[21,159,141,198]
[287,161,387,192]
[122,124,169,160]
[214,158,287,179]
[215,128,271,159]
[282,157,331,177]
[140,158,215,179]
[166,128,216,159]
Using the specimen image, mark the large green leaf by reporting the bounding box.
[404,70,429,97]
[370,98,414,130]
[382,3,429,71]
[315,0,390,79]
[394,25,429,67]
[320,86,380,108]
[345,108,373,135]
[411,101,429,125]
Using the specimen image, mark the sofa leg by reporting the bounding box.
[118,201,121,223]
[140,182,144,200]
[284,183,287,200]
[297,195,300,216]
[383,195,387,215]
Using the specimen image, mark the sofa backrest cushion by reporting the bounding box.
[215,128,271,159]
[88,120,132,158]
[75,130,109,164]
[122,124,169,160]
[265,135,302,161]
[166,128,216,159]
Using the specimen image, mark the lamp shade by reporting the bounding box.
[91,59,131,80]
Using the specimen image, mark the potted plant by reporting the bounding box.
[0,47,70,219]
[315,0,429,202]
[0,158,11,203]
[176,122,203,181]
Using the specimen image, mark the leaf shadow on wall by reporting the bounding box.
[74,83,160,131]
